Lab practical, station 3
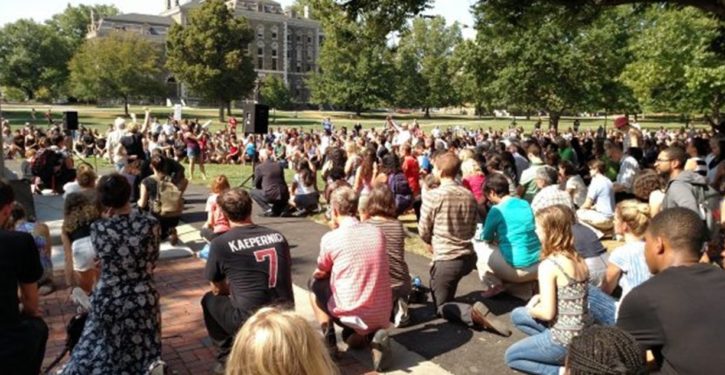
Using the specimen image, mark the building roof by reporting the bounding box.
[103,13,173,26]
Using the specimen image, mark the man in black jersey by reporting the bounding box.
[201,187,294,373]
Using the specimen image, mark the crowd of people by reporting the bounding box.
[1,111,725,375]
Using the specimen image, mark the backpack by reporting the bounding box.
[151,176,183,218]
[691,182,721,241]
[388,172,412,216]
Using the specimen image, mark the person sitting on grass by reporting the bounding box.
[309,186,393,371]
[225,307,339,375]
[588,200,652,326]
[577,160,615,237]
[476,172,541,299]
[201,175,231,242]
[505,204,592,375]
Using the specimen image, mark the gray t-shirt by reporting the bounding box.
[587,174,615,217]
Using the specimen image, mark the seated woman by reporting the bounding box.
[201,175,231,242]
[361,186,412,328]
[461,158,487,219]
[9,202,54,295]
[138,155,181,245]
[226,308,338,375]
[588,200,652,326]
[61,192,100,294]
[559,160,587,209]
[576,160,615,237]
[476,173,541,299]
[505,204,592,375]
[289,159,320,216]
[60,174,161,374]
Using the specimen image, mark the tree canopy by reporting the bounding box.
[47,4,119,50]
[166,0,257,120]
[260,75,292,121]
[0,19,72,100]
[68,32,164,115]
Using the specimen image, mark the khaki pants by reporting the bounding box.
[473,241,538,299]
[576,209,614,230]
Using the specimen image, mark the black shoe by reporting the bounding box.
[471,301,512,337]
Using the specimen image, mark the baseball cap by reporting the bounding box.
[614,116,629,129]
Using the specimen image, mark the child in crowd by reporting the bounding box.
[202,175,231,242]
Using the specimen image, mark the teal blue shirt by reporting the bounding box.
[481,196,541,268]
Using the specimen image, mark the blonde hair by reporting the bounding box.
[461,158,482,177]
[226,307,338,375]
[616,200,651,237]
[459,148,475,161]
[344,141,358,156]
[535,204,579,260]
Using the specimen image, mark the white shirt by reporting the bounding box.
[616,156,640,192]
[588,174,615,218]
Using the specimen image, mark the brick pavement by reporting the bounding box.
[40,257,376,375]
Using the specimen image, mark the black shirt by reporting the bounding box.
[572,223,606,258]
[254,160,288,201]
[0,230,42,329]
[121,133,145,160]
[205,225,294,312]
[617,264,725,374]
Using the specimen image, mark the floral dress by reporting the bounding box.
[61,211,161,375]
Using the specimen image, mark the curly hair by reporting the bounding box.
[62,192,99,234]
[567,326,646,375]
[632,169,664,202]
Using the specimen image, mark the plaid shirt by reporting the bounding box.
[418,180,477,261]
[531,185,574,213]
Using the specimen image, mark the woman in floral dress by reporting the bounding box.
[61,173,161,374]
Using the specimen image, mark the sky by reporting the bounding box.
[0,0,478,38]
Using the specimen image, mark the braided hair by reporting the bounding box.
[567,326,646,375]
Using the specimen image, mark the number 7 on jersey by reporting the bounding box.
[254,248,278,288]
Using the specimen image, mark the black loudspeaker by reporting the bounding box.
[242,104,269,134]
[9,179,36,222]
[63,111,79,131]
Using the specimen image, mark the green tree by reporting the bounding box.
[395,16,462,117]
[450,39,499,116]
[307,1,395,115]
[47,4,119,50]
[0,19,72,100]
[472,3,634,129]
[260,75,291,122]
[68,32,164,115]
[166,0,256,121]
[621,6,724,124]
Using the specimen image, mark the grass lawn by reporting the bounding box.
[0,103,708,134]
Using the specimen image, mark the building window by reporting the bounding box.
[307,36,312,44]
[257,25,264,38]
[271,49,277,57]
[271,26,278,39]
[296,62,301,73]
[296,35,301,42]
[257,47,264,56]
[273,58,279,70]
[258,57,264,69]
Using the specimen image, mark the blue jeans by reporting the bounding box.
[505,307,567,375]
[587,285,616,326]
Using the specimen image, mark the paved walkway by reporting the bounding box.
[24,166,523,374]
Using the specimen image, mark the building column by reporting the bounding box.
[283,21,289,87]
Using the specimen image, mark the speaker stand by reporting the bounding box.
[239,156,257,189]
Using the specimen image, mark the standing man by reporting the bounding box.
[0,179,48,375]
[617,208,725,373]
[250,149,289,217]
[418,153,511,335]
[309,186,393,371]
[202,188,294,374]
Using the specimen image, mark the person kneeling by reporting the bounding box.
[201,188,294,374]
[309,186,393,371]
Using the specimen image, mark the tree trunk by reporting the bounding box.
[227,101,232,116]
[526,110,531,120]
[218,102,225,122]
[272,108,276,123]
[424,107,430,118]
[549,112,560,131]
[124,96,129,116]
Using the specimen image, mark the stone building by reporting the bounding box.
[87,0,321,103]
